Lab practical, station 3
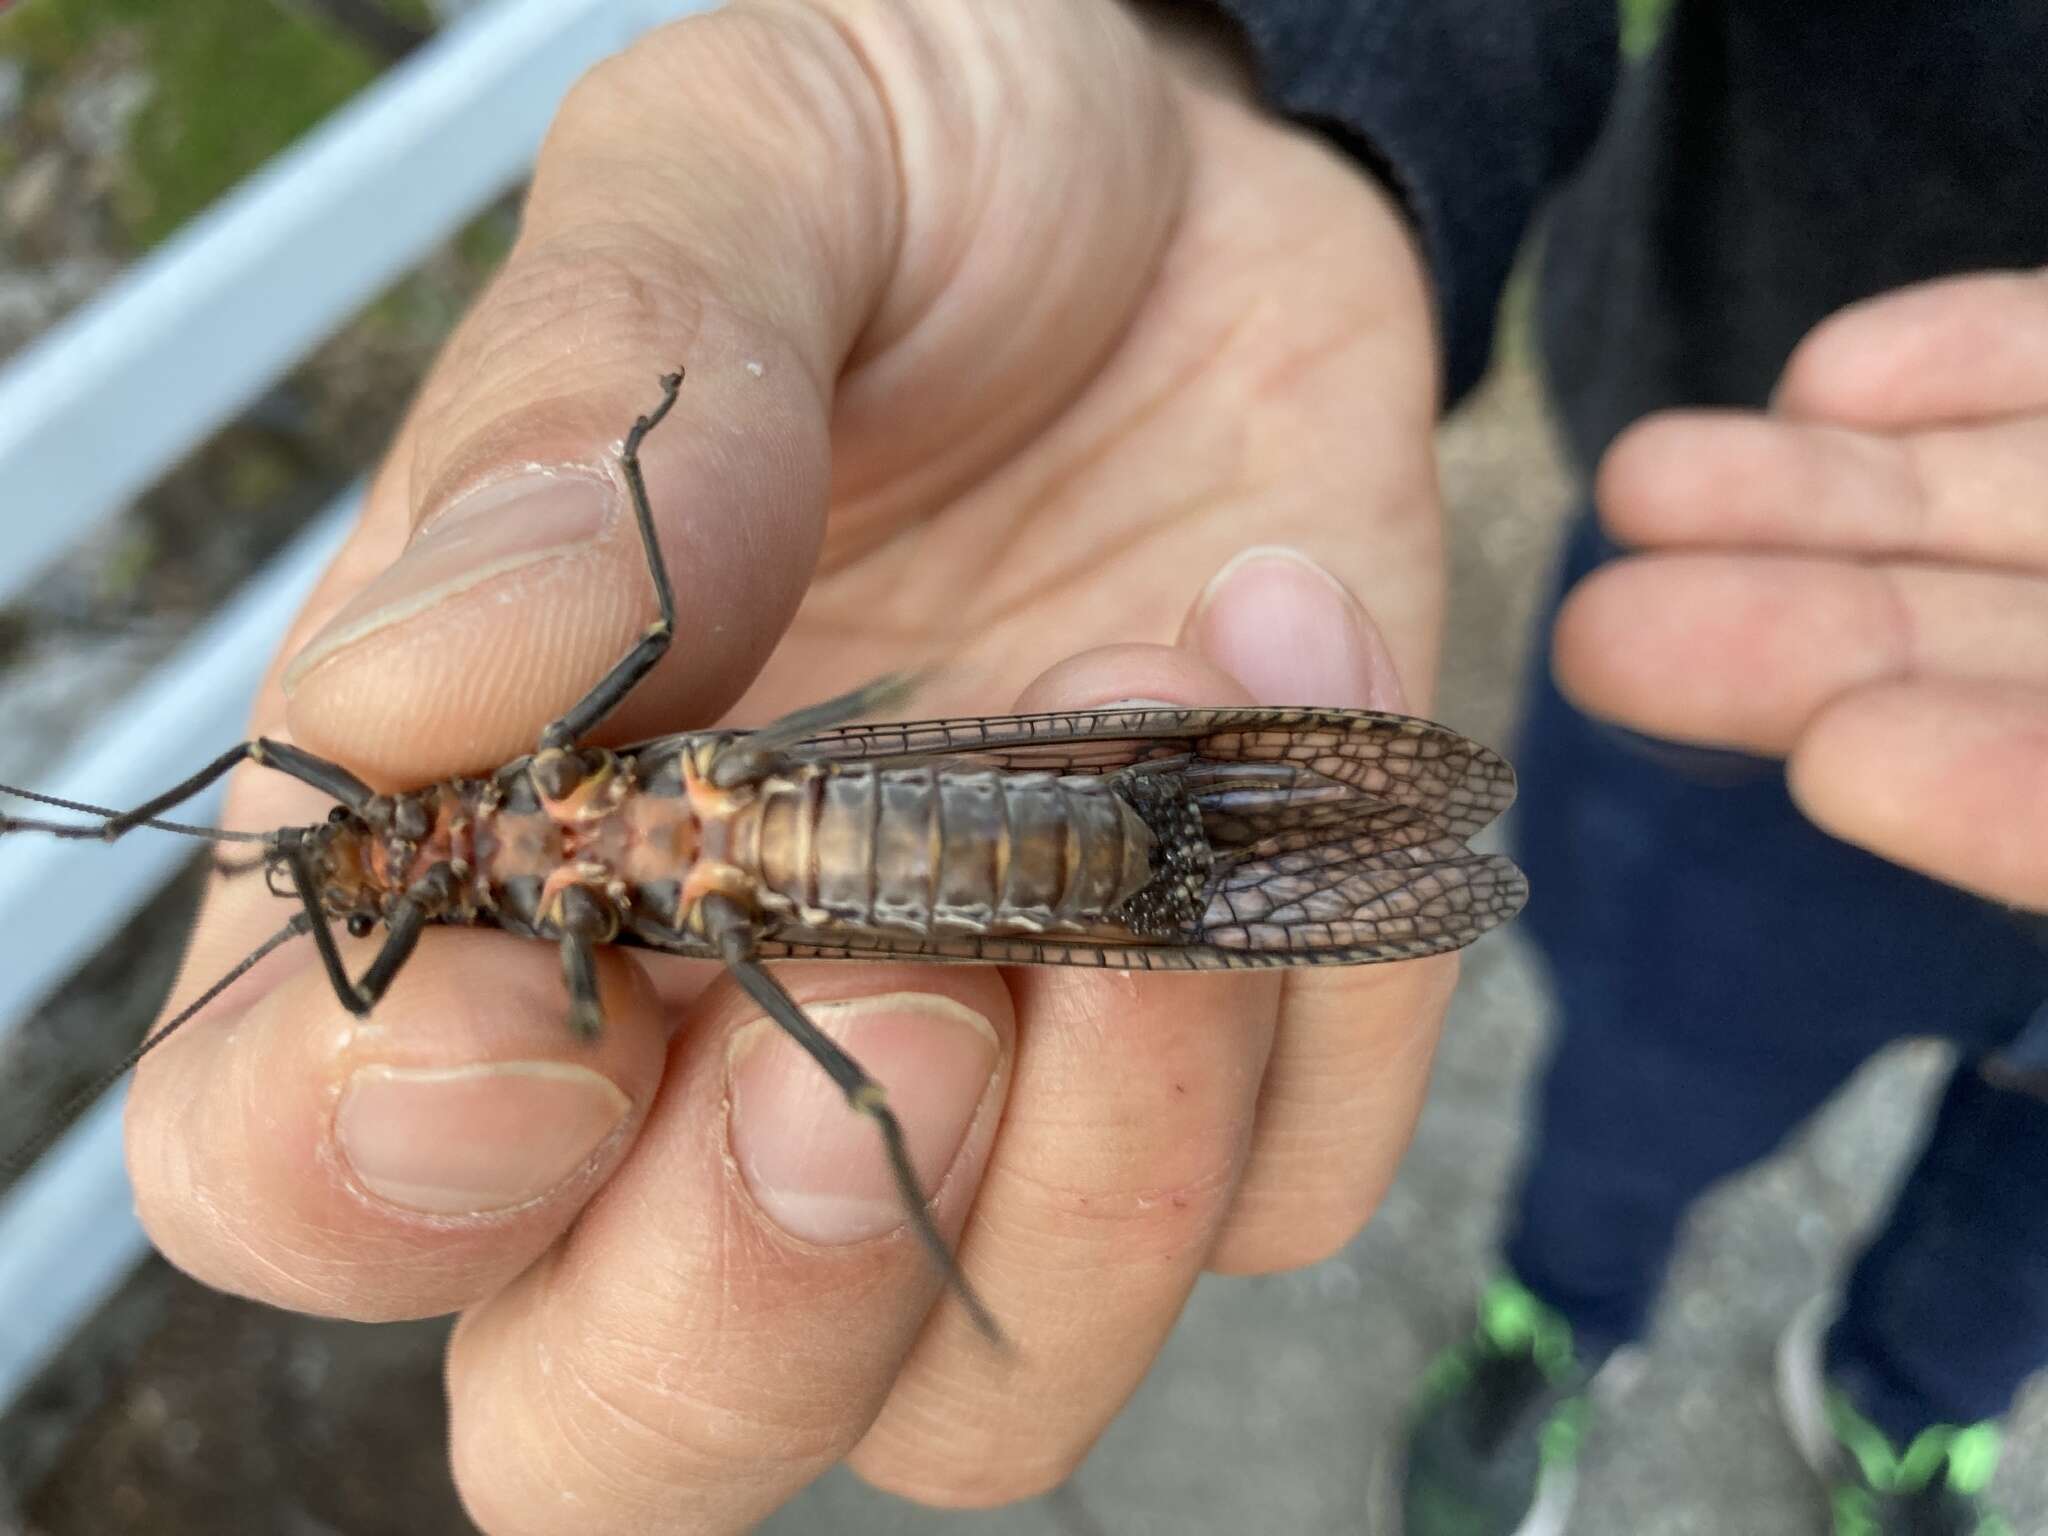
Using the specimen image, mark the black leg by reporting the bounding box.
[706,673,921,790]
[701,895,1005,1346]
[537,370,684,754]
[286,847,446,1016]
[0,738,373,842]
[352,902,429,1008]
[560,931,604,1040]
[552,885,617,1039]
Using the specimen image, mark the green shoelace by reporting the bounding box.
[1826,1391,2011,1536]
[1419,1275,1589,1471]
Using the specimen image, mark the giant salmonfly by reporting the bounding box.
[0,370,1527,1341]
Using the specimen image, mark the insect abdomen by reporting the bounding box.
[750,765,1155,933]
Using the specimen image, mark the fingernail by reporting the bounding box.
[284,471,616,691]
[337,1061,631,1215]
[728,993,1000,1245]
[1187,545,1406,710]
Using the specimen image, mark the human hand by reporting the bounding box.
[121,3,1450,1532]
[1556,270,2048,909]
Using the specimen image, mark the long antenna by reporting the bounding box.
[0,912,312,1179]
[0,783,270,844]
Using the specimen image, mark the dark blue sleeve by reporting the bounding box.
[1197,0,1618,405]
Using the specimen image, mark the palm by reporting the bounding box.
[731,86,1444,727]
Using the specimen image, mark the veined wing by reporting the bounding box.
[626,845,1524,970]
[781,706,1516,841]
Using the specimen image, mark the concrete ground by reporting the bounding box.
[8,357,2043,1535]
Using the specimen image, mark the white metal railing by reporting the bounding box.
[0,0,714,1411]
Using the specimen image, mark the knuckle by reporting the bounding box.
[997,1125,1247,1268]
[576,1330,853,1474]
[405,226,710,485]
[448,1308,857,1522]
[478,225,702,373]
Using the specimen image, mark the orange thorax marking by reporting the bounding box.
[678,751,757,918]
[467,758,709,928]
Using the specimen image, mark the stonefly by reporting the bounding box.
[0,370,1526,1341]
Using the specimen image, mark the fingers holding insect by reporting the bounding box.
[1178,551,1462,1270]
[845,589,1474,1499]
[279,328,829,792]
[125,919,667,1324]
[443,966,1015,1536]
[853,963,1275,1506]
[274,0,1187,788]
[1204,956,1459,1274]
[848,645,1273,1504]
[278,5,898,778]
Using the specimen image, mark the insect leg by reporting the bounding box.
[699,894,1005,1346]
[706,672,919,789]
[284,845,448,1016]
[0,738,373,841]
[560,930,604,1041]
[552,887,616,1040]
[535,370,685,755]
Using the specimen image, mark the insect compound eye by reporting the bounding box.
[328,806,350,824]
[346,913,376,939]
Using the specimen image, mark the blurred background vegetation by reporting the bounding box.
[0,0,509,651]
[1,0,441,249]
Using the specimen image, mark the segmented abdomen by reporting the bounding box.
[736,764,1156,934]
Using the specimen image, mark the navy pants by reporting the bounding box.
[1503,513,2048,1444]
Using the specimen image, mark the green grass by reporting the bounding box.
[0,0,391,248]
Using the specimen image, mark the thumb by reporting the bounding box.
[276,0,1185,787]
[276,6,891,784]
